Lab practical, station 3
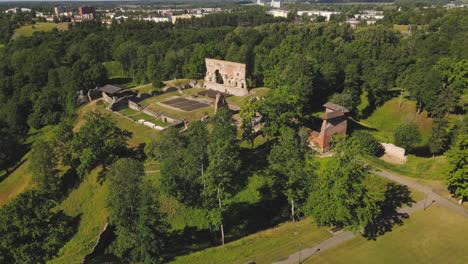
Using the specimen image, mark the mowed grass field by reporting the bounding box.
[305,205,468,264]
[171,218,331,264]
[15,22,69,37]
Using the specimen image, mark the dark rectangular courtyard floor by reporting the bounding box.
[160,97,210,111]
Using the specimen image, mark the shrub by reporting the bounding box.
[394,122,421,151]
[351,131,383,156]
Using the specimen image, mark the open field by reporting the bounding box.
[14,22,69,37]
[305,205,468,264]
[359,97,433,144]
[50,167,109,264]
[171,218,331,264]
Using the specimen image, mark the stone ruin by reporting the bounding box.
[381,143,407,164]
[204,58,249,96]
[214,93,228,112]
[309,102,349,151]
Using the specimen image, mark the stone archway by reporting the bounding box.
[214,70,224,84]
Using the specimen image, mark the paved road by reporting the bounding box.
[374,169,468,218]
[274,170,468,264]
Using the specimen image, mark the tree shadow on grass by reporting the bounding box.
[363,183,415,240]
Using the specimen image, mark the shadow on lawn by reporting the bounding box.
[363,183,415,240]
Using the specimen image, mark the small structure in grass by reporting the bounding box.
[380,143,407,164]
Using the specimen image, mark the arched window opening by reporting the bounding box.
[215,70,224,84]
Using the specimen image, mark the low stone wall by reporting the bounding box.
[128,100,143,111]
[102,92,113,104]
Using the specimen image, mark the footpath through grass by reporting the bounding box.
[305,205,468,264]
[14,22,69,37]
[171,218,331,264]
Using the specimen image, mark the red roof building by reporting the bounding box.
[309,102,349,151]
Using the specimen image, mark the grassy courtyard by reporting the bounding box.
[14,22,69,37]
[305,205,468,264]
[171,218,331,264]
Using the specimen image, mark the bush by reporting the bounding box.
[394,122,421,151]
[351,131,383,156]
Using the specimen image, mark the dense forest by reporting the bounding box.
[0,4,467,263]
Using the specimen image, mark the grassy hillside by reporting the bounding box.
[50,167,109,264]
[171,218,331,264]
[103,61,125,79]
[14,22,69,37]
[359,97,433,144]
[305,205,468,264]
[0,126,55,206]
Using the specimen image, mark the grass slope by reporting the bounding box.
[360,97,433,144]
[15,22,68,37]
[49,167,109,264]
[171,218,331,264]
[305,205,468,264]
[0,126,55,206]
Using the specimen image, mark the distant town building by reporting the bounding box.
[5,7,33,14]
[297,10,341,21]
[271,0,284,9]
[79,6,96,16]
[268,9,289,18]
[346,18,361,29]
[54,6,66,16]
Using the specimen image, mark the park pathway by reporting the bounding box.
[374,169,468,218]
[274,170,468,264]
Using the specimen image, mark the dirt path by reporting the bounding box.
[274,169,468,264]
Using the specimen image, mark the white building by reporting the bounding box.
[268,9,289,18]
[5,8,33,14]
[271,0,284,9]
[297,10,341,21]
[143,17,171,23]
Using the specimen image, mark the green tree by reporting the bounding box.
[393,122,421,151]
[446,134,468,201]
[350,131,383,157]
[30,139,60,194]
[428,118,450,156]
[0,190,74,263]
[268,127,315,221]
[107,158,167,262]
[203,108,241,245]
[0,126,20,174]
[306,150,381,230]
[67,112,131,176]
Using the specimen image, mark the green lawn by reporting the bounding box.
[367,155,449,180]
[226,87,271,108]
[305,205,468,264]
[171,218,331,264]
[15,22,68,37]
[359,97,433,144]
[141,88,214,122]
[0,43,4,49]
[102,61,124,79]
[50,167,109,264]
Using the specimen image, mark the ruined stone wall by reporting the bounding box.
[204,58,249,96]
[128,100,143,111]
